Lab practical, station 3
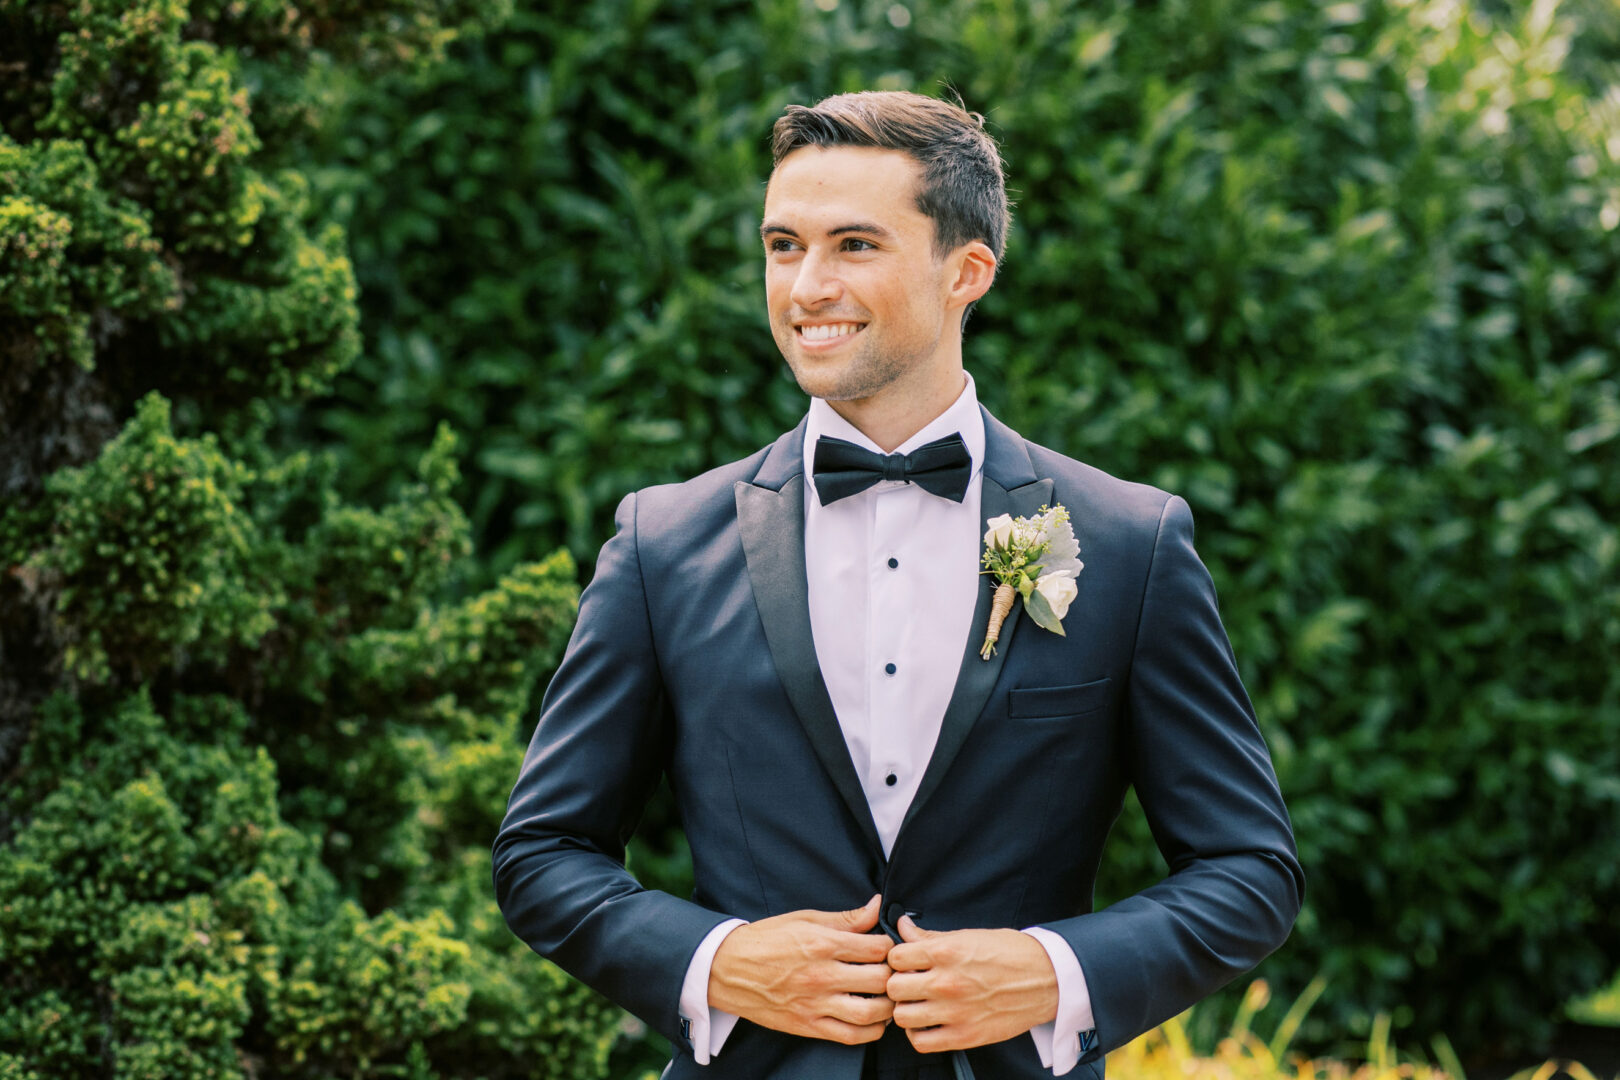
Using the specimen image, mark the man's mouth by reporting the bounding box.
[796,322,867,344]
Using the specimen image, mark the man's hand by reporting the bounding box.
[885,914,1059,1053]
[708,893,895,1045]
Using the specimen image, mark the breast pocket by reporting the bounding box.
[1007,676,1112,720]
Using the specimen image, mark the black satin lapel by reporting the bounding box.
[735,476,884,857]
[900,475,1056,836]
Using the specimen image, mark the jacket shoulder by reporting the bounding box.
[618,442,775,556]
[1024,440,1176,540]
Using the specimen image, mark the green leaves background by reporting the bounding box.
[294,0,1620,1062]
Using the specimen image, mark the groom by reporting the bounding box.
[494,91,1302,1080]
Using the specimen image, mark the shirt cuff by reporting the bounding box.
[1022,926,1097,1076]
[678,918,747,1064]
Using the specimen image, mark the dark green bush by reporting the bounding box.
[1,395,609,1077]
[299,0,1620,1062]
[0,691,466,1078]
[0,0,617,1075]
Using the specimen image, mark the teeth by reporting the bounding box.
[800,323,861,341]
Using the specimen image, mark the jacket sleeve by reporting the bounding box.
[492,491,732,1048]
[1041,494,1305,1060]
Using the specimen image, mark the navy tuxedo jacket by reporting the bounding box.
[494,407,1303,1080]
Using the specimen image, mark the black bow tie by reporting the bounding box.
[811,432,973,506]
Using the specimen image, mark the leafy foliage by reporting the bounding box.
[1,395,608,1076]
[0,135,176,369]
[30,393,271,683]
[0,690,467,1078]
[0,0,616,1076]
[299,0,1620,1062]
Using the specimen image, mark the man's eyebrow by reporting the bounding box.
[828,222,893,239]
[759,221,894,241]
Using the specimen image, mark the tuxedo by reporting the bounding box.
[493,406,1303,1080]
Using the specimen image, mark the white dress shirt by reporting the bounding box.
[678,373,1095,1073]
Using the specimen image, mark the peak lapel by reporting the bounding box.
[735,463,885,859]
[899,412,1053,838]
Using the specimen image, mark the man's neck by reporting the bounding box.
[825,368,968,453]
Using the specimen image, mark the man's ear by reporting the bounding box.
[946,240,997,313]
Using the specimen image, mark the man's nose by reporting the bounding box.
[789,250,842,309]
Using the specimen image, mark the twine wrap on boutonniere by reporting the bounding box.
[978,504,1083,659]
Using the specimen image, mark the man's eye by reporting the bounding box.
[843,238,876,251]
[768,238,798,253]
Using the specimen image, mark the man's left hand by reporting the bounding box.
[885,914,1060,1052]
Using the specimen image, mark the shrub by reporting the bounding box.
[299,0,1620,1060]
[0,0,616,1075]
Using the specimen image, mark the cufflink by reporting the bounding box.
[1078,1029,1100,1054]
[680,1017,692,1043]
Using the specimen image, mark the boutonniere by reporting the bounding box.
[979,504,1083,659]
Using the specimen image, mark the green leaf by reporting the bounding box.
[1023,587,1067,636]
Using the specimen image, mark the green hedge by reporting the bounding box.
[299,0,1620,1063]
[0,0,618,1075]
[0,393,613,1076]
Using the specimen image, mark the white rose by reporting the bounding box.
[1033,571,1079,621]
[983,514,1016,550]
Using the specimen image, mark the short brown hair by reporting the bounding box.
[770,90,1011,266]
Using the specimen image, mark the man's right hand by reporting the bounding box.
[708,893,895,1045]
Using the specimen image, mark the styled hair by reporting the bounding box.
[770,90,1011,268]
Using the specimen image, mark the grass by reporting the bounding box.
[1109,980,1615,1080]
[1569,972,1620,1027]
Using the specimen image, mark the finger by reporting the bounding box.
[885,940,933,972]
[893,999,951,1031]
[897,914,936,942]
[825,992,895,1027]
[798,894,882,932]
[834,960,894,996]
[884,971,929,1002]
[809,1016,889,1046]
[905,1023,966,1053]
[827,930,894,964]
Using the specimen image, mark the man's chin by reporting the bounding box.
[781,356,833,398]
[787,369,864,403]
[784,355,875,402]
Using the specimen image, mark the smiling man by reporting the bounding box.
[494,91,1303,1080]
[760,144,989,447]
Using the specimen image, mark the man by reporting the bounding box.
[493,91,1302,1080]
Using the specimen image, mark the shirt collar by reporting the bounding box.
[802,370,986,494]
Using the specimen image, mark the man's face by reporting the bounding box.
[761,146,956,404]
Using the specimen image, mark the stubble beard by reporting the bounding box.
[777,323,922,404]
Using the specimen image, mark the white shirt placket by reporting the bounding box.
[867,482,915,844]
